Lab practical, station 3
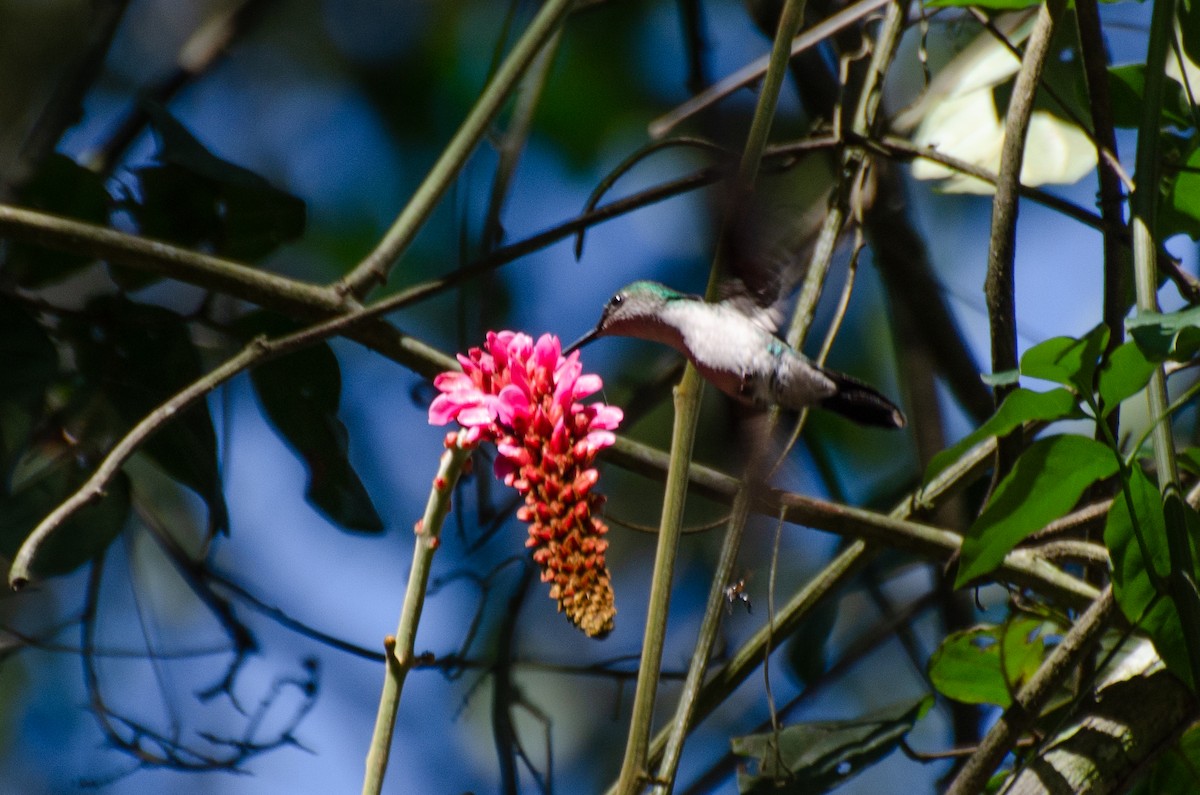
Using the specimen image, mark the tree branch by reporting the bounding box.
[985,0,1067,479]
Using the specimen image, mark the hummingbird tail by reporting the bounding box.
[819,370,907,429]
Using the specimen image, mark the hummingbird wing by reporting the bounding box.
[718,192,828,334]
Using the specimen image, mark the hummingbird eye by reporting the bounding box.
[609,294,624,308]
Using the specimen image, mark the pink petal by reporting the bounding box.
[434,371,475,392]
[534,334,560,370]
[457,404,497,426]
[585,429,616,451]
[492,454,516,481]
[590,404,624,430]
[428,394,461,425]
[495,385,531,425]
[572,373,602,400]
[496,440,532,467]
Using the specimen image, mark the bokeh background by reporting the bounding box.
[0,0,1189,792]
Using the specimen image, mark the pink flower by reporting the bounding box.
[428,331,623,638]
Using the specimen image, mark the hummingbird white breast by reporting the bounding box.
[662,300,837,408]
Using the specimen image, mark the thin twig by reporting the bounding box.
[1075,0,1127,457]
[984,0,1067,480]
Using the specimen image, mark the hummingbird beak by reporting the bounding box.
[563,327,600,355]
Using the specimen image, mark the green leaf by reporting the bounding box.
[784,597,840,685]
[924,388,1082,484]
[1180,0,1200,80]
[67,297,228,535]
[1107,65,1194,129]
[1166,138,1200,241]
[1179,447,1200,478]
[731,697,933,794]
[1105,466,1200,690]
[1019,325,1109,395]
[929,617,1056,707]
[244,316,382,533]
[0,450,131,577]
[1097,341,1157,418]
[3,154,109,287]
[957,435,1119,587]
[0,297,58,405]
[1128,724,1200,795]
[1127,306,1200,361]
[123,103,306,266]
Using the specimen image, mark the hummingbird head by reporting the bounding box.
[565,281,687,354]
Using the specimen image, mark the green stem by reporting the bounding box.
[614,364,703,795]
[362,432,474,795]
[984,0,1068,479]
[1131,0,1200,690]
[614,1,808,790]
[338,0,576,297]
[651,486,753,794]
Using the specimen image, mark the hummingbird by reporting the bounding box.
[565,280,906,430]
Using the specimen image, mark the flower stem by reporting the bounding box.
[614,1,808,791]
[1130,0,1200,690]
[362,432,473,795]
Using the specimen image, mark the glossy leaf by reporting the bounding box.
[785,597,840,685]
[1179,447,1200,478]
[1167,139,1200,242]
[957,435,1119,587]
[0,297,58,404]
[0,448,131,577]
[123,103,306,265]
[924,388,1081,484]
[929,617,1053,707]
[1019,325,1108,395]
[1107,65,1193,129]
[731,697,932,794]
[1105,466,1200,690]
[3,154,109,287]
[1127,306,1200,361]
[1128,724,1200,795]
[244,316,382,533]
[68,297,228,535]
[1097,341,1157,418]
[1181,0,1200,84]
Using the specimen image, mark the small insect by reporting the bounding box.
[724,577,752,614]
